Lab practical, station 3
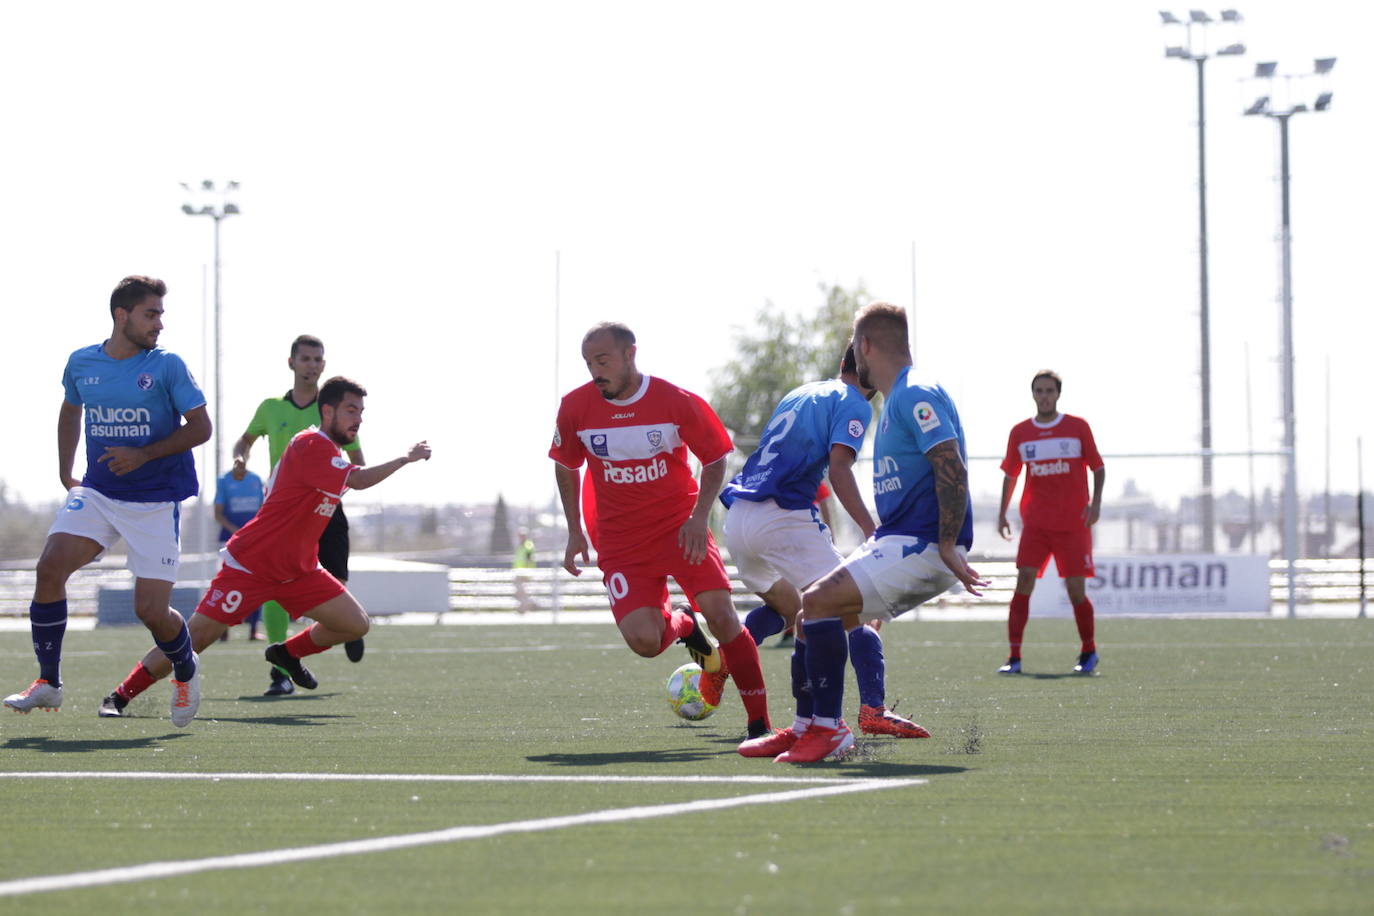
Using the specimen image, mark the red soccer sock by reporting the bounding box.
[284,625,331,659]
[656,604,697,656]
[719,630,769,729]
[1072,598,1096,654]
[1008,593,1030,657]
[115,663,158,701]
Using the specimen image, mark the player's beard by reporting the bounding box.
[325,420,357,447]
[122,323,156,351]
[857,364,873,391]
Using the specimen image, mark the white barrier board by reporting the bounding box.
[1028,554,1270,616]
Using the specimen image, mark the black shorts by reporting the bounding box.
[318,504,350,582]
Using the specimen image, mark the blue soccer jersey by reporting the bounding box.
[872,367,973,547]
[721,379,871,511]
[214,469,265,542]
[62,344,206,502]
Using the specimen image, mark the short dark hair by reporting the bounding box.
[853,302,909,355]
[319,376,367,410]
[840,343,858,376]
[291,334,324,358]
[110,276,166,318]
[582,322,636,349]
[1032,370,1062,393]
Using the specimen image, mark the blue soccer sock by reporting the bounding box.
[848,624,886,709]
[744,604,786,646]
[154,616,197,682]
[801,618,847,722]
[790,634,814,723]
[30,599,68,686]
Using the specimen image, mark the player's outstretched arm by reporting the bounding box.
[927,439,989,597]
[57,400,83,491]
[98,405,212,477]
[347,441,431,490]
[554,463,588,575]
[828,443,875,539]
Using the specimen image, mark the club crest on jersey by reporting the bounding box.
[913,401,941,433]
[848,419,865,438]
[1026,444,1037,458]
[136,373,154,391]
[646,429,663,451]
[590,433,609,457]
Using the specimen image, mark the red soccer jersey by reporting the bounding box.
[225,428,358,581]
[1000,413,1103,531]
[550,375,733,561]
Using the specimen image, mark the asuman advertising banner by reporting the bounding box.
[1028,554,1270,616]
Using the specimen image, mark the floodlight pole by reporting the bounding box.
[181,182,239,490]
[1161,10,1245,552]
[1194,55,1216,553]
[1276,111,1299,618]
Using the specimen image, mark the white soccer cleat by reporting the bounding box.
[4,679,63,713]
[170,653,201,728]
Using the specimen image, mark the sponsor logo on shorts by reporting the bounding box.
[1029,459,1071,477]
[591,433,609,457]
[136,373,155,391]
[602,457,668,484]
[913,401,940,433]
[65,496,85,511]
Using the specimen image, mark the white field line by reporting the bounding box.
[0,773,924,898]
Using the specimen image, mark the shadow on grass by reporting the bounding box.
[197,713,354,726]
[528,747,722,766]
[3,733,192,753]
[233,692,342,703]
[1022,673,1101,681]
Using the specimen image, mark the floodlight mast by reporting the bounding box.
[1244,59,1336,618]
[1159,9,1245,552]
[180,180,240,487]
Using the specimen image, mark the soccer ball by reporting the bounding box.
[666,663,716,721]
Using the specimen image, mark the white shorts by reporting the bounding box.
[839,535,963,623]
[723,497,842,594]
[48,487,181,582]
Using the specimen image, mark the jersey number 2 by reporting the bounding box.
[756,410,798,467]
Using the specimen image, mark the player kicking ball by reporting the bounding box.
[98,377,430,722]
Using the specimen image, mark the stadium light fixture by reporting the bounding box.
[180,179,240,491]
[1242,57,1336,617]
[1158,8,1246,552]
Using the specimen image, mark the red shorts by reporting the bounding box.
[598,531,733,623]
[195,565,347,625]
[1016,523,1094,579]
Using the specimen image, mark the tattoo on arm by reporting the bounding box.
[927,440,968,544]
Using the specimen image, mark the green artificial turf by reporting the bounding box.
[0,618,1370,914]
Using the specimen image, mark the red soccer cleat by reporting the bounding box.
[699,664,730,708]
[775,720,855,764]
[858,704,931,739]
[737,727,800,758]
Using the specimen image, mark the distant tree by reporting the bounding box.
[709,281,871,451]
[489,494,512,553]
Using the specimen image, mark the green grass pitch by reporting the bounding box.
[0,618,1370,914]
